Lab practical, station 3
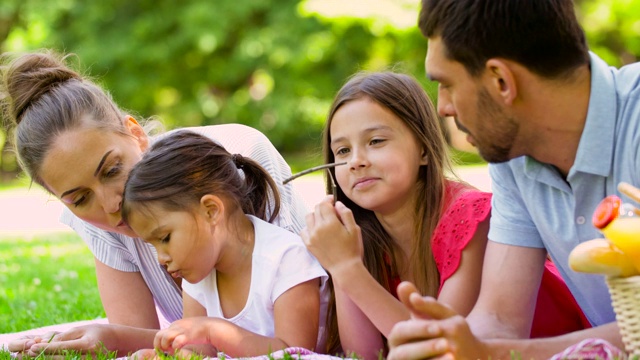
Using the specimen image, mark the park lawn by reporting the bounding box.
[0,233,105,333]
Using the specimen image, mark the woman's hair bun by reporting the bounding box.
[1,50,81,125]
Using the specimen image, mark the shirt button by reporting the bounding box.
[576,216,586,225]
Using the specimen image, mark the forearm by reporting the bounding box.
[335,286,384,359]
[466,309,528,340]
[332,261,410,337]
[207,323,289,357]
[483,322,624,359]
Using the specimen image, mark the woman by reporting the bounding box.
[1,50,309,356]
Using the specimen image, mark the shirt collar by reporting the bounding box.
[569,52,617,178]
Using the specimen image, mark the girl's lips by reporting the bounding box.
[353,177,377,189]
[169,270,182,279]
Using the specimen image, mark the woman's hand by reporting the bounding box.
[10,324,157,358]
[11,325,119,357]
[300,196,364,277]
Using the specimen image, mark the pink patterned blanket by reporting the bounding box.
[1,321,627,360]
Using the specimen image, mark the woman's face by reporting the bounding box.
[40,119,148,237]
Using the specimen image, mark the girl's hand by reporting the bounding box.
[154,317,215,353]
[300,196,364,277]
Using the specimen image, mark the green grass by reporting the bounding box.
[0,233,105,333]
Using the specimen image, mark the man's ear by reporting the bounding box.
[485,59,517,106]
[200,194,224,225]
[125,115,149,151]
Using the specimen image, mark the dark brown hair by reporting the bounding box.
[121,130,280,226]
[0,50,133,187]
[419,0,590,78]
[322,71,452,354]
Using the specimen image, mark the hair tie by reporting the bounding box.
[232,154,244,168]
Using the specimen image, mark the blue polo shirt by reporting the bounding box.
[488,53,640,327]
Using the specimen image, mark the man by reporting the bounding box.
[387,0,640,358]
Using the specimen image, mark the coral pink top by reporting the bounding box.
[431,181,592,338]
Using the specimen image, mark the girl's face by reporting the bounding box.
[39,118,148,237]
[330,98,427,215]
[125,203,218,284]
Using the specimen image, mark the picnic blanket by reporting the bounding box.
[0,321,627,360]
[0,320,342,360]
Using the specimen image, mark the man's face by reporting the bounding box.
[425,36,519,163]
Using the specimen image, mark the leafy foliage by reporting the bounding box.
[0,0,638,176]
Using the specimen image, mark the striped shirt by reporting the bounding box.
[60,124,310,323]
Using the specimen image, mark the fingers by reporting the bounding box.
[334,201,357,232]
[397,281,421,312]
[408,294,458,320]
[387,320,450,359]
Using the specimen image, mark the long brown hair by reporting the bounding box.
[121,130,280,224]
[322,71,452,353]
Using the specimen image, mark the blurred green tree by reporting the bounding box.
[0,0,638,179]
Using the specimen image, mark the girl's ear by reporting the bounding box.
[420,147,429,166]
[125,115,149,151]
[200,194,224,225]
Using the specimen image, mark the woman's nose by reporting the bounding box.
[104,192,122,214]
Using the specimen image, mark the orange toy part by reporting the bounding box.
[593,195,622,229]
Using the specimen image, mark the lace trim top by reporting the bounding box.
[432,183,491,291]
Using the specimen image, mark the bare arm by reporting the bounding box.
[301,198,410,358]
[94,257,160,329]
[436,215,489,316]
[466,241,546,339]
[154,279,321,357]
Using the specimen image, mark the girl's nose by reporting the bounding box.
[348,149,369,170]
[157,251,171,266]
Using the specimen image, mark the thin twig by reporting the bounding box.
[282,162,347,184]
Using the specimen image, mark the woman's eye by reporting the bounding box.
[161,234,171,243]
[104,162,122,178]
[73,194,88,207]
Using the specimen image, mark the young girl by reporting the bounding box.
[301,71,591,359]
[120,130,327,357]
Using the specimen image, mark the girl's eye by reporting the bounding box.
[370,138,385,145]
[335,148,350,156]
[161,234,171,244]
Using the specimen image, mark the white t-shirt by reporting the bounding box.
[60,124,311,324]
[183,215,328,352]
